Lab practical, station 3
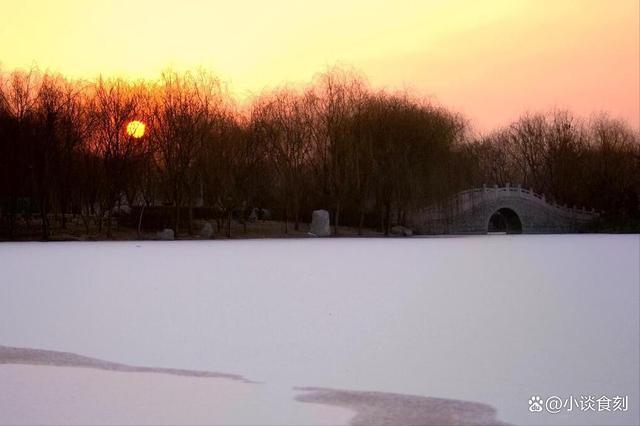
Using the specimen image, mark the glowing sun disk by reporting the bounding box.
[126,120,146,138]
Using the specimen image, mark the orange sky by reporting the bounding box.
[1,0,638,131]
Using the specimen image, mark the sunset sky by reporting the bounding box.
[1,0,638,131]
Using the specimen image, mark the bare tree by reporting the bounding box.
[0,70,41,238]
[151,69,226,236]
[250,89,314,232]
[88,77,145,237]
[307,67,368,234]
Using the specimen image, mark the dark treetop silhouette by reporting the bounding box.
[1,67,638,240]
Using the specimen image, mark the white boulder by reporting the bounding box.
[157,228,175,240]
[310,210,331,237]
[200,222,214,239]
[248,208,258,223]
[391,225,413,237]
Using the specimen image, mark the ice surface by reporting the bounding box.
[0,235,638,425]
[0,364,353,425]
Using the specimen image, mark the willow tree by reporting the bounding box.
[0,70,41,238]
[306,67,368,234]
[151,70,227,236]
[249,89,314,232]
[89,77,146,237]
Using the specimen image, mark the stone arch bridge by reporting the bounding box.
[410,184,599,234]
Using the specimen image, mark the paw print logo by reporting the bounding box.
[528,396,544,412]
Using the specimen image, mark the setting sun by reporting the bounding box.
[126,120,146,138]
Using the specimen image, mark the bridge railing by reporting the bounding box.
[420,184,600,221]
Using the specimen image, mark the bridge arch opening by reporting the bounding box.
[488,208,522,234]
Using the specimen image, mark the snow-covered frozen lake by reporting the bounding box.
[0,235,638,425]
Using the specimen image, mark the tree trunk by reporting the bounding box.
[7,196,16,240]
[96,208,103,233]
[40,197,49,241]
[174,204,180,238]
[384,202,391,236]
[105,212,112,238]
[80,205,91,236]
[358,209,365,236]
[294,199,300,231]
[61,197,67,229]
[137,204,146,237]
[283,203,289,234]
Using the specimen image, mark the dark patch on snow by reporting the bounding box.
[0,345,257,383]
[295,386,511,426]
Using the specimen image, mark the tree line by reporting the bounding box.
[0,67,638,240]
[461,111,640,227]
